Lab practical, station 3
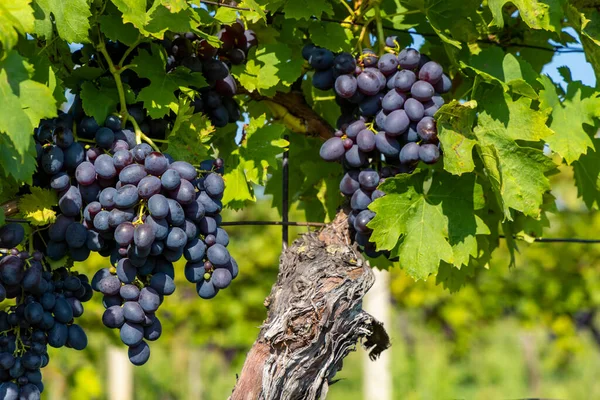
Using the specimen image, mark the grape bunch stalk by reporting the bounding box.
[304,38,452,258]
[0,223,93,399]
[30,107,239,368]
[162,19,258,127]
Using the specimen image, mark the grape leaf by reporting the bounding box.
[222,164,255,207]
[487,0,561,31]
[473,87,556,219]
[0,0,35,51]
[369,171,482,280]
[283,0,333,21]
[110,0,148,29]
[436,100,477,175]
[0,135,37,184]
[35,0,92,43]
[165,98,213,164]
[539,76,600,165]
[80,81,120,126]
[239,116,288,185]
[144,4,198,39]
[18,187,58,226]
[573,139,600,210]
[565,4,600,84]
[131,44,206,118]
[99,12,140,46]
[435,261,476,293]
[424,0,480,48]
[308,22,353,53]
[239,0,267,22]
[0,52,56,157]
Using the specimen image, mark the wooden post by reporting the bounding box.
[108,346,133,400]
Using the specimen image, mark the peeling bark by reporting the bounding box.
[230,211,390,400]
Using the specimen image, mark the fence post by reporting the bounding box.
[362,268,392,400]
[108,346,133,400]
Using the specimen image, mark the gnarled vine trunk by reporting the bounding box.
[230,211,390,400]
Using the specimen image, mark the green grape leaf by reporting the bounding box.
[80,81,120,126]
[0,0,35,51]
[436,100,477,175]
[369,171,481,280]
[0,135,37,184]
[473,87,556,219]
[488,0,561,31]
[144,4,198,39]
[131,44,185,118]
[222,164,255,207]
[18,187,58,226]
[99,12,140,46]
[573,139,600,210]
[424,0,481,48]
[308,22,353,53]
[435,261,476,293]
[35,0,92,43]
[0,52,56,158]
[165,99,213,164]
[213,6,238,24]
[159,0,188,13]
[239,0,267,22]
[283,0,333,21]
[565,4,600,84]
[110,0,148,29]
[539,76,600,164]
[239,116,288,185]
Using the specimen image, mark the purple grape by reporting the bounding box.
[344,145,366,168]
[75,162,96,186]
[416,116,437,142]
[113,149,133,170]
[422,100,440,117]
[405,123,419,142]
[382,89,406,112]
[333,52,356,74]
[358,169,380,191]
[339,171,360,196]
[404,98,425,121]
[375,133,401,157]
[334,75,358,99]
[397,48,420,69]
[119,164,147,185]
[384,110,410,136]
[137,176,162,199]
[343,138,354,150]
[312,69,335,91]
[357,129,376,152]
[362,49,378,67]
[419,144,440,164]
[399,142,420,164]
[145,152,169,176]
[418,61,443,84]
[359,94,383,117]
[114,222,135,246]
[309,48,334,70]
[114,184,139,208]
[319,137,345,161]
[354,210,375,233]
[375,110,387,130]
[411,81,435,102]
[378,53,399,76]
[350,189,372,211]
[94,154,117,179]
[434,74,452,94]
[357,69,382,95]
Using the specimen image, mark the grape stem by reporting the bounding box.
[118,36,142,68]
[96,30,129,127]
[374,4,386,55]
[127,115,161,152]
[337,0,355,17]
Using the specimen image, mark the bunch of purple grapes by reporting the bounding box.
[0,223,92,399]
[304,39,452,258]
[34,110,238,365]
[162,20,258,127]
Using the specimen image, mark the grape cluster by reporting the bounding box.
[304,39,452,258]
[162,20,258,127]
[0,223,92,399]
[33,108,239,365]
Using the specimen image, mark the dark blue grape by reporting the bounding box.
[146,216,169,240]
[357,69,382,95]
[137,176,162,199]
[198,216,217,235]
[94,154,117,179]
[63,142,85,170]
[394,69,416,92]
[196,278,218,299]
[150,273,175,295]
[128,341,150,365]
[302,44,317,60]
[339,170,360,196]
[119,164,147,185]
[207,244,230,267]
[86,230,104,251]
[42,146,64,175]
[122,302,145,324]
[357,129,376,152]
[212,268,232,289]
[50,172,71,191]
[105,115,122,131]
[309,48,334,70]
[78,116,99,138]
[161,169,181,191]
[74,160,96,185]
[334,75,357,98]
[354,210,375,233]
[434,74,452,94]
[169,161,197,181]
[215,228,229,247]
[120,322,144,346]
[183,239,207,262]
[95,127,115,149]
[103,306,125,328]
[166,199,185,226]
[144,152,168,176]
[312,69,335,91]
[166,227,186,250]
[97,275,121,296]
[67,324,87,350]
[416,116,437,142]
[134,224,155,249]
[65,223,87,248]
[108,208,135,228]
[58,186,82,217]
[334,52,356,73]
[358,169,380,191]
[79,182,101,204]
[345,120,366,139]
[169,179,195,205]
[344,145,366,168]
[203,59,229,80]
[148,194,169,219]
[114,184,139,208]
[359,94,383,117]
[0,223,25,248]
[143,316,161,341]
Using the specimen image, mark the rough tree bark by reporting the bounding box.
[230,211,390,400]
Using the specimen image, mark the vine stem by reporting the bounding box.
[337,0,355,17]
[374,4,386,55]
[118,36,142,67]
[96,29,129,126]
[127,115,161,152]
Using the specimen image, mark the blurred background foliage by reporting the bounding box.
[33,165,600,400]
